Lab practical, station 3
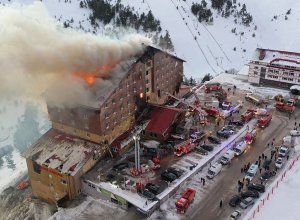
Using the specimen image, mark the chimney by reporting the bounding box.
[259,49,266,60]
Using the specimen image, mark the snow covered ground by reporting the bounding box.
[0,97,50,193]
[244,137,300,220]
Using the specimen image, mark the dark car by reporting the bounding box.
[145,183,160,195]
[105,173,116,183]
[229,195,242,207]
[208,136,221,144]
[140,189,156,201]
[217,130,231,138]
[240,190,260,199]
[263,159,272,169]
[166,167,184,178]
[247,183,265,193]
[161,171,177,183]
[223,125,236,132]
[200,144,214,152]
[229,120,244,126]
[195,147,209,155]
[113,162,129,171]
[260,171,273,181]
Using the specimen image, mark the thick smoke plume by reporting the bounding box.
[0,2,151,107]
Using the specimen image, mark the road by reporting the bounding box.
[189,109,298,220]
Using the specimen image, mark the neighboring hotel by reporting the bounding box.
[248,48,300,88]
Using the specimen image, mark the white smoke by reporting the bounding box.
[0,2,151,107]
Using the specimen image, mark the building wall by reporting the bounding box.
[26,151,101,204]
[47,49,183,145]
[248,60,300,87]
[26,158,70,204]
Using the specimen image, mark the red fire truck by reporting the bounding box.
[241,109,255,122]
[275,102,295,113]
[175,188,196,213]
[204,83,222,93]
[203,107,219,117]
[257,113,272,128]
[174,141,195,157]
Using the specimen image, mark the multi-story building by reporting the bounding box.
[248,48,300,88]
[24,46,184,204]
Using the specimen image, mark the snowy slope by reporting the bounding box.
[120,0,300,77]
[1,0,299,78]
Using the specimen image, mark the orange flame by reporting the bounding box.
[73,62,118,86]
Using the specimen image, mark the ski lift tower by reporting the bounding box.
[133,134,141,176]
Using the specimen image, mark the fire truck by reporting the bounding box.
[257,113,272,128]
[244,129,257,144]
[174,141,195,157]
[241,109,255,122]
[203,106,219,117]
[275,101,295,113]
[204,83,222,93]
[212,89,227,102]
[175,188,196,213]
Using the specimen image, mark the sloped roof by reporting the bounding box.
[145,107,182,135]
[23,129,102,176]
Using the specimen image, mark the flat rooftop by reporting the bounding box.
[23,129,102,176]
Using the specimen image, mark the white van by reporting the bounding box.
[233,141,247,156]
[207,162,222,179]
[245,164,258,181]
[220,149,235,165]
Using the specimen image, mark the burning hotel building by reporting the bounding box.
[23,46,184,204]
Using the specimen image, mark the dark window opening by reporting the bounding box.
[158,90,161,98]
[33,161,41,174]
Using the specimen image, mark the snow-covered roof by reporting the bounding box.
[23,129,102,176]
[290,85,300,91]
[252,48,300,68]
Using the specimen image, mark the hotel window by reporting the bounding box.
[86,133,91,138]
[83,114,88,119]
[112,99,116,104]
[105,103,108,108]
[106,123,109,129]
[61,179,67,185]
[105,113,109,119]
[146,88,149,92]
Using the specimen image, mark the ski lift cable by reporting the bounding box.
[181,0,232,63]
[169,0,217,74]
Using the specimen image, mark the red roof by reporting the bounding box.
[145,107,181,135]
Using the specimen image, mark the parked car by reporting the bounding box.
[278,146,289,157]
[217,130,231,138]
[200,144,214,152]
[222,125,236,132]
[229,195,242,207]
[275,157,284,169]
[240,190,260,199]
[229,120,245,126]
[112,162,128,172]
[166,167,184,178]
[208,136,221,144]
[105,173,116,183]
[247,183,265,193]
[260,171,273,182]
[195,147,209,155]
[230,210,241,220]
[239,197,254,209]
[141,189,156,201]
[262,159,272,169]
[161,171,177,183]
[145,183,160,195]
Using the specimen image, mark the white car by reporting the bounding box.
[230,210,241,220]
[278,146,289,157]
[290,130,300,137]
[275,157,284,169]
[171,134,185,140]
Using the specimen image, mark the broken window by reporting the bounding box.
[33,161,41,174]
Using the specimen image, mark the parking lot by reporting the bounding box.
[83,83,299,220]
